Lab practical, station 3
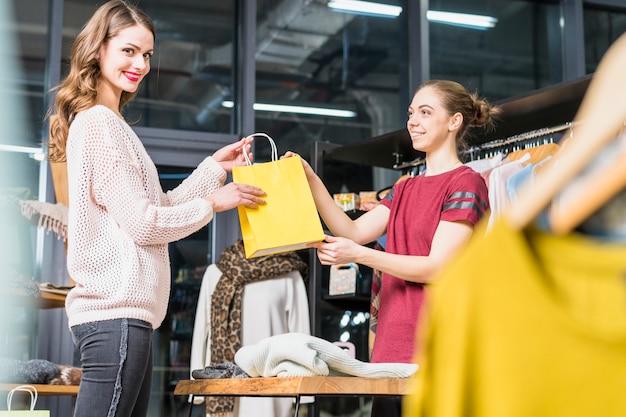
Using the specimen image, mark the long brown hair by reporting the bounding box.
[417,80,500,156]
[47,0,155,162]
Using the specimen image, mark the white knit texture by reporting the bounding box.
[65,105,226,329]
[234,333,418,378]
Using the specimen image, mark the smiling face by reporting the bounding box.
[406,86,459,153]
[97,24,154,104]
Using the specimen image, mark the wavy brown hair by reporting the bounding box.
[47,0,155,162]
[417,79,501,157]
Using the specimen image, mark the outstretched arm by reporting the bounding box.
[310,220,474,284]
[204,182,265,213]
[281,151,388,244]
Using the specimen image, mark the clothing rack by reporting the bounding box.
[394,122,573,172]
[466,122,572,160]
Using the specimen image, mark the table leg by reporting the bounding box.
[187,395,194,417]
[293,395,301,417]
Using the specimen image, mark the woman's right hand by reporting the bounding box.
[205,182,266,213]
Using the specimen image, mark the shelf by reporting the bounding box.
[326,129,420,170]
[7,289,67,309]
[480,74,591,142]
[0,383,79,396]
[322,295,370,312]
[323,75,591,170]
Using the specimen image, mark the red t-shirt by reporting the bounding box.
[373,165,489,363]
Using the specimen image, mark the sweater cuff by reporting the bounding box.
[201,157,228,184]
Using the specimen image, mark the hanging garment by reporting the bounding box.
[404,219,626,417]
[486,153,529,229]
[484,142,560,230]
[190,244,310,417]
[464,152,504,176]
[209,241,307,367]
[19,200,68,241]
[555,131,626,241]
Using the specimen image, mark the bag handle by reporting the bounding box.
[243,133,278,165]
[6,385,38,411]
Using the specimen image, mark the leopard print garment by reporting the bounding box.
[208,240,307,415]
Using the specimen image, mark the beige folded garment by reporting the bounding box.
[19,199,68,241]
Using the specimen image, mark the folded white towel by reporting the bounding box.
[234,332,418,378]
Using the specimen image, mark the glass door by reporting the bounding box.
[150,167,212,417]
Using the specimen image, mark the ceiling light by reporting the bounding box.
[328,0,402,18]
[427,10,497,30]
[326,1,497,30]
[221,101,357,118]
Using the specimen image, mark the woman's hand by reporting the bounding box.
[281,151,315,179]
[213,136,254,172]
[308,235,361,265]
[205,182,265,213]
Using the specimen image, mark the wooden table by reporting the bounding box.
[175,376,412,417]
[7,288,68,309]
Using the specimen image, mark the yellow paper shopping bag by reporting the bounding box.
[232,133,324,258]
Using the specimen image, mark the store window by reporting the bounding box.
[151,167,212,417]
[8,0,49,147]
[62,0,235,133]
[429,0,562,102]
[1,0,45,379]
[583,5,626,73]
[1,0,45,295]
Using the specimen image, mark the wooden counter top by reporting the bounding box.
[175,376,412,397]
[0,383,79,396]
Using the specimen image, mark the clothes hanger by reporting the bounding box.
[549,131,626,234]
[525,142,560,166]
[505,31,626,232]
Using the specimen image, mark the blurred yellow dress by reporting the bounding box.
[404,219,626,417]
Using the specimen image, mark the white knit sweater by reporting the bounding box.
[65,105,226,329]
[235,333,418,378]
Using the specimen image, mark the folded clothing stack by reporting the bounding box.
[0,358,82,385]
[234,332,418,378]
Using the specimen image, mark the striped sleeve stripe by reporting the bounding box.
[443,191,488,216]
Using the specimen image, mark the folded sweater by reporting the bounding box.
[234,333,418,378]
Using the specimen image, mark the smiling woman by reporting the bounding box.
[44,2,267,417]
[94,24,154,117]
[283,79,499,417]
[47,0,156,162]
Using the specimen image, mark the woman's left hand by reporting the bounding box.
[309,235,360,265]
[281,151,316,180]
[213,136,253,172]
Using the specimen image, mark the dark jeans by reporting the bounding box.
[71,318,153,417]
